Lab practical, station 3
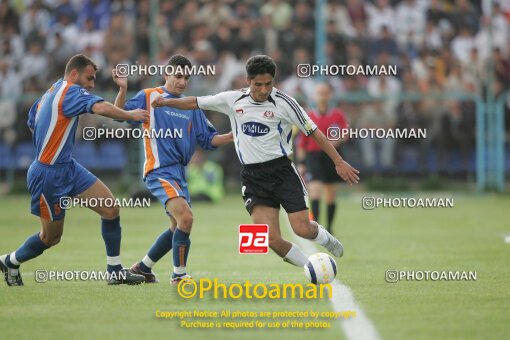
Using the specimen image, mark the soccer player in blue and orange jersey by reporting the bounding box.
[0,54,149,286]
[112,55,232,284]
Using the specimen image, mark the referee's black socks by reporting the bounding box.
[327,203,336,233]
[311,200,320,223]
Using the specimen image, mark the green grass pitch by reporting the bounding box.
[0,193,509,339]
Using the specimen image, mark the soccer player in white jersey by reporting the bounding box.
[152,55,359,268]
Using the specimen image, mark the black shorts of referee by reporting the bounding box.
[240,156,309,215]
[304,151,341,184]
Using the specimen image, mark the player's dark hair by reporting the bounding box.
[245,55,276,79]
[64,54,97,76]
[167,55,192,69]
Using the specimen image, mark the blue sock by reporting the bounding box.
[6,233,49,268]
[172,228,190,274]
[140,229,174,273]
[101,217,122,273]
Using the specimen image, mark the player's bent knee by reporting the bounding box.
[101,206,120,220]
[268,236,284,250]
[178,213,193,231]
[293,221,316,239]
[40,231,63,247]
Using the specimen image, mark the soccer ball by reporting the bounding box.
[304,253,337,284]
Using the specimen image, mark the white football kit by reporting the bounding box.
[196,87,317,165]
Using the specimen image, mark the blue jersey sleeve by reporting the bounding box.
[124,90,147,110]
[194,109,218,150]
[27,97,41,130]
[119,90,147,125]
[62,85,104,117]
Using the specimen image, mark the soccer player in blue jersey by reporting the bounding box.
[112,55,232,284]
[0,54,149,286]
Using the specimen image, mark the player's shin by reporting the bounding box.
[5,233,50,268]
[101,217,122,273]
[172,227,190,277]
[140,229,174,273]
[283,243,308,267]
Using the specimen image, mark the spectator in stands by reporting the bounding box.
[326,1,354,37]
[47,32,76,81]
[198,0,231,30]
[103,12,133,64]
[260,0,293,30]
[20,41,48,87]
[0,0,19,34]
[76,17,104,53]
[451,26,476,64]
[19,1,50,39]
[0,60,20,145]
[78,0,111,30]
[346,0,367,23]
[426,0,447,24]
[369,25,400,63]
[461,47,484,93]
[367,0,395,38]
[450,0,479,34]
[52,0,77,26]
[395,0,425,49]
[494,48,510,87]
[358,98,396,172]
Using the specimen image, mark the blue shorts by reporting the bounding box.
[27,159,97,221]
[145,164,191,216]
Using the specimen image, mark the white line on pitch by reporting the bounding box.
[504,235,510,244]
[284,215,381,340]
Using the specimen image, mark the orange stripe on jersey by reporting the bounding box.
[187,121,192,135]
[143,88,164,176]
[158,178,179,199]
[143,89,155,175]
[39,194,52,221]
[179,245,185,266]
[39,83,72,164]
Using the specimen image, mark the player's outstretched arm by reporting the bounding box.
[211,131,234,146]
[152,96,198,110]
[112,68,128,109]
[310,129,360,185]
[92,101,149,122]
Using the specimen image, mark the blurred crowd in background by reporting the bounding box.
[1,0,509,178]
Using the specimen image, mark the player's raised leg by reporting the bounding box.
[0,218,64,286]
[1,160,70,286]
[288,210,344,258]
[251,205,308,267]
[166,197,193,284]
[77,179,144,284]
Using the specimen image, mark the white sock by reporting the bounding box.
[10,252,20,266]
[142,255,155,269]
[107,255,121,266]
[173,266,186,275]
[283,243,308,267]
[312,222,329,246]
